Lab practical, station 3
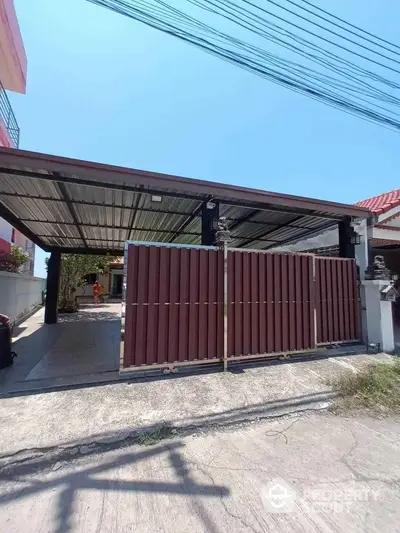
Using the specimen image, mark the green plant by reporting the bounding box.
[47,254,112,310]
[136,426,174,446]
[329,360,400,412]
[0,246,29,273]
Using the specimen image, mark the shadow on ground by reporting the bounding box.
[0,424,229,533]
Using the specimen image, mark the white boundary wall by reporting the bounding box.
[0,271,46,324]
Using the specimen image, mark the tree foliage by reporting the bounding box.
[0,246,29,273]
[47,254,112,310]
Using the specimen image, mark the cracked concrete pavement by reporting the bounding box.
[0,352,399,532]
[0,413,399,533]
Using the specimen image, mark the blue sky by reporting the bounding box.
[10,0,400,278]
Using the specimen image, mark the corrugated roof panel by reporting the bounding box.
[134,210,190,233]
[72,204,132,228]
[0,172,62,198]
[65,183,138,208]
[41,236,85,248]
[220,204,255,220]
[231,221,278,239]
[82,227,130,243]
[0,196,75,223]
[25,221,82,239]
[173,233,200,245]
[249,210,299,225]
[261,226,309,241]
[183,217,201,234]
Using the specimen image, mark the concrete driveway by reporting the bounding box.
[0,352,399,532]
[0,304,121,392]
[0,413,399,533]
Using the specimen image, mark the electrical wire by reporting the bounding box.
[87,0,400,131]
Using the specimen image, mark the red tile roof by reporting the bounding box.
[355,189,400,215]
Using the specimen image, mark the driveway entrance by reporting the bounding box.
[0,304,120,392]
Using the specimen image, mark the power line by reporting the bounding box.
[296,0,400,52]
[87,0,400,131]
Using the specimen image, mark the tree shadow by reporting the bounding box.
[0,424,229,533]
[58,310,120,323]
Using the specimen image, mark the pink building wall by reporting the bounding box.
[0,0,27,93]
[0,117,13,147]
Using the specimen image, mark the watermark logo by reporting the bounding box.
[261,478,380,514]
[260,478,297,513]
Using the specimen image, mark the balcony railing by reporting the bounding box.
[0,79,20,148]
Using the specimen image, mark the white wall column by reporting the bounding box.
[354,220,371,343]
[362,280,395,353]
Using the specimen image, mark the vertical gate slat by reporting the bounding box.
[157,247,169,364]
[281,254,289,352]
[332,259,340,342]
[242,252,250,356]
[146,246,158,365]
[217,250,224,359]
[233,250,242,357]
[337,260,345,342]
[347,260,356,340]
[208,251,218,360]
[265,253,273,354]
[273,254,282,353]
[167,247,179,363]
[123,245,136,367]
[178,248,189,362]
[251,252,259,354]
[309,256,316,349]
[340,260,349,341]
[321,259,327,344]
[326,259,333,343]
[295,254,302,350]
[354,262,361,340]
[288,255,296,351]
[135,246,149,366]
[197,250,207,360]
[315,257,321,345]
[300,255,309,348]
[259,252,267,355]
[188,248,198,361]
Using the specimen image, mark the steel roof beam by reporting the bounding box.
[0,167,205,202]
[47,247,123,256]
[57,179,88,248]
[0,191,202,217]
[168,196,213,243]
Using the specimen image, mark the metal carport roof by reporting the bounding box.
[0,147,370,254]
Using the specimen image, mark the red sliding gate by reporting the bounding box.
[122,243,360,370]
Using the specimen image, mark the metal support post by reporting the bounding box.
[223,239,228,371]
[338,216,355,259]
[216,217,231,372]
[201,201,219,245]
[44,250,61,324]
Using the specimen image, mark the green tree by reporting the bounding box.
[0,246,29,273]
[46,254,112,310]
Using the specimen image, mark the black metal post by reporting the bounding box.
[201,201,219,245]
[338,216,355,258]
[44,250,61,324]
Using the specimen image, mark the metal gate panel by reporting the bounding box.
[123,243,223,368]
[315,257,360,344]
[227,250,316,358]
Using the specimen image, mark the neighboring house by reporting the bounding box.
[277,189,400,278]
[75,258,124,300]
[0,0,35,274]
